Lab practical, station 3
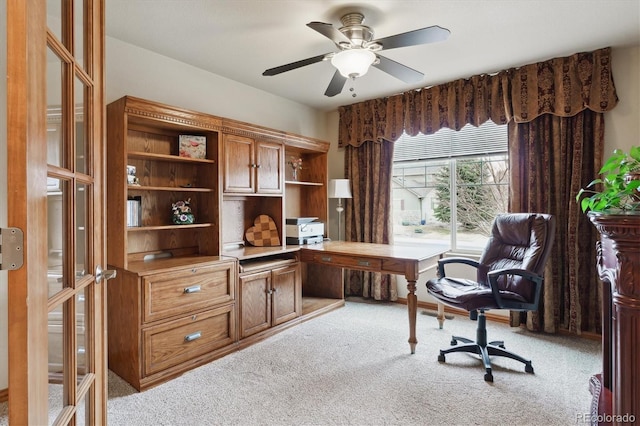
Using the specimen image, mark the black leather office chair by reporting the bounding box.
[426,213,556,382]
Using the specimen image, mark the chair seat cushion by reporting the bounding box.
[426,277,529,311]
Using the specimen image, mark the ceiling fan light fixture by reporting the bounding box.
[331,49,376,79]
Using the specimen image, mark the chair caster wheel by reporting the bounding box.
[450,338,457,346]
[438,353,446,363]
[484,373,493,382]
[525,363,534,374]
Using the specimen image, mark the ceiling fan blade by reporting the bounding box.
[373,55,424,84]
[262,53,329,76]
[307,22,352,45]
[324,70,347,97]
[373,25,450,51]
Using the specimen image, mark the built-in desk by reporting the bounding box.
[300,241,445,353]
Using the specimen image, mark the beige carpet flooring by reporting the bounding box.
[0,299,601,425]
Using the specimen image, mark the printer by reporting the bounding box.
[285,217,324,245]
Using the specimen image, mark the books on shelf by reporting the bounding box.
[127,196,142,227]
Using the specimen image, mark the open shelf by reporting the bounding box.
[127,185,214,192]
[128,150,216,164]
[285,180,323,186]
[127,223,213,232]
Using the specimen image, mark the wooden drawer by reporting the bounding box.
[143,304,235,376]
[143,261,235,323]
[304,252,382,272]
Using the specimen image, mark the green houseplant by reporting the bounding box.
[576,146,640,213]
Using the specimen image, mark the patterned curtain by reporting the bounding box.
[343,141,397,301]
[338,48,617,147]
[508,111,604,334]
[337,47,618,334]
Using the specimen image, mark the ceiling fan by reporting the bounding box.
[262,12,450,97]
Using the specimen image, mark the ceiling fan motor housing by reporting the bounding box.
[338,13,375,48]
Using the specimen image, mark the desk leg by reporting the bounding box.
[437,303,445,329]
[407,279,417,354]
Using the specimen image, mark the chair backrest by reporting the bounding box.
[477,213,556,302]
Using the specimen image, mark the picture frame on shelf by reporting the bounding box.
[179,135,207,159]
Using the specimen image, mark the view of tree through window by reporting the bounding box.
[392,121,509,252]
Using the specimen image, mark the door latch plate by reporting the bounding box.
[0,227,24,270]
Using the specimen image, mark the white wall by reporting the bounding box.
[0,0,8,391]
[605,45,639,155]
[106,37,330,141]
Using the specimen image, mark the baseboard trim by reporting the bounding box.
[394,298,602,341]
[395,298,510,325]
[0,387,7,403]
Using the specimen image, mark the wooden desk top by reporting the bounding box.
[299,241,445,281]
[300,241,444,262]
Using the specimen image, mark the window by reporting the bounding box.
[392,121,509,252]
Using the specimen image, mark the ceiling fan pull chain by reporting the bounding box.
[348,79,357,98]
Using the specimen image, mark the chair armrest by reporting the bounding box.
[437,257,480,278]
[487,268,544,311]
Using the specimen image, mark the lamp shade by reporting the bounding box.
[328,179,352,199]
[330,50,376,79]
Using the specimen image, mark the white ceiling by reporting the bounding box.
[105,0,640,112]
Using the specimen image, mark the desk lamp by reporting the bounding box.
[328,179,352,240]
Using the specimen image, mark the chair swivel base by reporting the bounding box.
[436,313,534,382]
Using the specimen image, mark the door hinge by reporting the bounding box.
[0,227,24,270]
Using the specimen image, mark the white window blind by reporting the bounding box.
[393,120,507,162]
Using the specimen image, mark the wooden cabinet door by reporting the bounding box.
[239,270,272,338]
[223,134,255,193]
[272,264,301,326]
[256,140,283,194]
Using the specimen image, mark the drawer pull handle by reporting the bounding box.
[358,260,370,267]
[184,285,201,294]
[321,256,332,262]
[184,332,202,342]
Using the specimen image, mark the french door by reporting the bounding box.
[6,0,107,424]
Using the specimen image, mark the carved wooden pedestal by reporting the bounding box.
[589,213,639,424]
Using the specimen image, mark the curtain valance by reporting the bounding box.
[338,47,618,147]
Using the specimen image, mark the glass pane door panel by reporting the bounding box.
[76,286,89,381]
[46,0,63,42]
[47,298,71,425]
[47,302,65,377]
[74,76,88,174]
[47,178,68,296]
[74,0,85,69]
[47,382,64,426]
[76,394,89,426]
[75,183,88,279]
[47,47,64,167]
